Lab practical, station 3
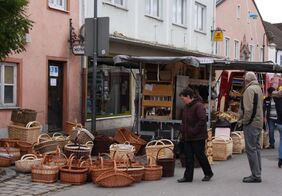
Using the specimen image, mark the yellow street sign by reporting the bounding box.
[213,31,223,42]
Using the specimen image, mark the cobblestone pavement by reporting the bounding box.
[0,173,72,196]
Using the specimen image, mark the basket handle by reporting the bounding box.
[52,132,64,139]
[26,121,42,129]
[74,123,83,129]
[156,146,174,160]
[158,139,174,145]
[147,156,157,167]
[145,140,158,147]
[212,136,232,143]
[21,154,37,160]
[231,131,242,138]
[37,133,52,143]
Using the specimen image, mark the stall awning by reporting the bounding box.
[113,55,282,73]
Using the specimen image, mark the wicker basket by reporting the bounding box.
[16,141,33,157]
[117,161,145,182]
[263,130,270,148]
[64,143,92,158]
[60,156,89,185]
[31,156,59,183]
[70,124,94,145]
[33,134,59,155]
[143,157,163,181]
[90,156,113,184]
[15,154,42,173]
[212,136,233,161]
[0,138,19,147]
[64,121,77,136]
[0,154,12,167]
[95,162,134,187]
[11,109,37,125]
[0,144,21,164]
[114,128,147,154]
[8,121,42,144]
[231,131,245,154]
[145,139,174,164]
[156,147,175,177]
[44,147,67,167]
[110,142,135,162]
[52,132,70,150]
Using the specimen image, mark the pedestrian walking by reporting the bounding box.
[263,87,277,149]
[177,87,213,183]
[273,90,282,168]
[239,72,264,183]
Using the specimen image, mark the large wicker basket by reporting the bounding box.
[231,131,245,154]
[8,121,42,144]
[33,134,59,155]
[31,161,59,183]
[212,136,233,161]
[110,142,135,162]
[90,156,114,184]
[15,154,42,173]
[11,109,37,125]
[114,128,147,154]
[70,124,94,144]
[145,139,174,164]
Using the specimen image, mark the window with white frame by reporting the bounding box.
[173,0,186,25]
[214,42,220,55]
[195,2,206,32]
[259,48,264,61]
[234,40,240,60]
[48,0,67,11]
[224,37,230,58]
[280,55,282,65]
[104,0,127,8]
[0,62,17,107]
[249,45,254,61]
[236,5,241,19]
[146,0,161,18]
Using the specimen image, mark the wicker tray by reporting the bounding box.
[8,121,42,144]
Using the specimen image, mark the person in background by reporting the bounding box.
[177,87,213,183]
[273,90,282,168]
[239,72,264,183]
[263,87,277,149]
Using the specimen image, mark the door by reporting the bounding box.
[48,61,64,132]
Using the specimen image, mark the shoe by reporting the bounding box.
[202,174,213,181]
[177,177,192,183]
[242,176,261,183]
[266,145,274,149]
[278,159,282,168]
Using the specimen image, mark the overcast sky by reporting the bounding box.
[255,0,282,23]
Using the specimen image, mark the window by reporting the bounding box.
[195,2,206,32]
[259,48,264,62]
[215,42,220,55]
[0,62,17,107]
[236,5,241,19]
[280,55,282,65]
[146,0,161,18]
[173,0,186,25]
[234,40,240,60]
[87,64,130,118]
[224,37,230,58]
[48,0,67,11]
[249,45,254,61]
[104,0,127,7]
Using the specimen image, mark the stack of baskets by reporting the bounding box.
[114,128,147,154]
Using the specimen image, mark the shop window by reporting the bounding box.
[0,62,17,107]
[145,0,161,18]
[195,2,206,32]
[87,64,130,118]
[172,0,187,26]
[48,0,68,11]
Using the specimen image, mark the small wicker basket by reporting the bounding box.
[15,154,42,173]
[143,157,162,181]
[145,139,174,164]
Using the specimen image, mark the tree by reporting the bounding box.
[0,0,33,60]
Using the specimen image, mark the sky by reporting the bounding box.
[255,0,282,23]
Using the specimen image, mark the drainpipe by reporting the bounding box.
[81,56,87,126]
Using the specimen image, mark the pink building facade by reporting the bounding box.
[0,0,81,135]
[216,0,267,61]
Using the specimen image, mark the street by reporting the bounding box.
[47,146,281,196]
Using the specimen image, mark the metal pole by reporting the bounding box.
[208,64,212,128]
[91,0,98,132]
[137,62,142,135]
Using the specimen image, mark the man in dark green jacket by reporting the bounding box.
[239,72,263,183]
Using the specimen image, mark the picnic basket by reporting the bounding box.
[11,108,37,125]
[114,128,147,154]
[145,139,174,164]
[143,157,162,181]
[95,161,134,187]
[33,134,59,155]
[60,156,89,185]
[15,154,42,173]
[8,121,42,144]
[110,142,135,162]
[31,155,59,183]
[70,124,94,144]
[231,131,245,154]
[156,147,175,177]
[212,136,233,160]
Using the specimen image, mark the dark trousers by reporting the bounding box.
[183,139,213,180]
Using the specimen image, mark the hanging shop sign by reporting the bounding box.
[72,44,85,55]
[213,30,223,42]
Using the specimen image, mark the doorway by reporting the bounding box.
[48,61,64,132]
